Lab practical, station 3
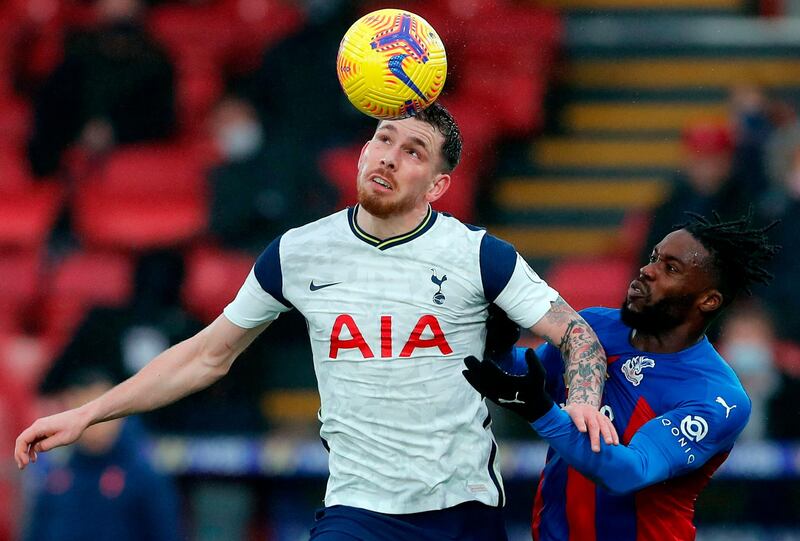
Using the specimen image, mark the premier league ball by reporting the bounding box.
[336,9,447,120]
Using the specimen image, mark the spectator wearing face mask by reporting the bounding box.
[717,304,781,441]
[207,95,338,254]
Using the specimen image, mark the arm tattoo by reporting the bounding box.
[540,297,607,407]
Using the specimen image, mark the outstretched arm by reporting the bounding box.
[532,399,745,494]
[14,315,269,469]
[463,350,747,493]
[531,405,670,494]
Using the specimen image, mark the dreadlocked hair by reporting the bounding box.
[682,210,780,307]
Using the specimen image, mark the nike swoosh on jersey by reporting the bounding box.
[309,280,342,291]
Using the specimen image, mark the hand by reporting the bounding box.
[484,304,521,358]
[463,348,553,423]
[563,403,619,453]
[14,409,91,470]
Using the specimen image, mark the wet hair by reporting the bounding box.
[682,211,780,308]
[412,102,463,172]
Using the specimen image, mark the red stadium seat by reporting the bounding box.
[0,149,63,251]
[0,97,32,148]
[318,144,362,208]
[148,4,232,60]
[218,0,305,74]
[460,70,546,136]
[546,257,634,311]
[0,250,42,333]
[91,144,206,196]
[616,210,652,267]
[0,183,63,250]
[41,250,134,346]
[73,144,208,249]
[175,67,224,132]
[182,245,254,324]
[50,250,134,306]
[0,146,35,191]
[458,5,562,71]
[74,194,208,250]
[457,6,561,137]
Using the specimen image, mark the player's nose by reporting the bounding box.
[639,261,656,281]
[380,149,398,170]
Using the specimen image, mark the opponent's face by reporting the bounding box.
[622,229,720,332]
[356,117,450,219]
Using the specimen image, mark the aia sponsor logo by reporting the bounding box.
[329,314,452,359]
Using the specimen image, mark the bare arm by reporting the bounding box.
[530,297,617,451]
[15,315,269,469]
[530,297,606,407]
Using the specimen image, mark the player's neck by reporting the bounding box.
[356,204,431,240]
[630,325,704,354]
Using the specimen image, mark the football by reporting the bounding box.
[336,8,447,120]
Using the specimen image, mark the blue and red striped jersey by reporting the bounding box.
[530,307,750,541]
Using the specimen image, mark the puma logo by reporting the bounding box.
[498,392,525,405]
[715,396,737,419]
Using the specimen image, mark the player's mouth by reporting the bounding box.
[369,174,393,191]
[627,279,648,300]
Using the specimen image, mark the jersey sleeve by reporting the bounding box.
[479,233,559,329]
[531,391,750,495]
[223,236,293,328]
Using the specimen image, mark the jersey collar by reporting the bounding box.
[348,204,438,250]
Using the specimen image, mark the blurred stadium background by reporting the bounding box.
[1,0,799,539]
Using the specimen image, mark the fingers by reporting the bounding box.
[585,412,601,453]
[564,404,620,453]
[568,408,588,433]
[14,420,64,470]
[464,355,481,371]
[599,414,620,446]
[523,349,545,378]
[14,428,44,470]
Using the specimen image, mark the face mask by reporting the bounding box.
[727,342,773,376]
[218,122,264,161]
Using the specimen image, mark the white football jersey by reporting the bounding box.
[224,205,558,514]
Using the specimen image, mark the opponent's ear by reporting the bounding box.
[698,289,723,314]
[425,173,451,203]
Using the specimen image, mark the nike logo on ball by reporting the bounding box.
[309,280,342,291]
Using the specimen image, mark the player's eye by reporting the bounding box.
[407,149,419,158]
[667,264,678,273]
[648,254,658,263]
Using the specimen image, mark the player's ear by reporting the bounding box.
[426,173,450,203]
[357,141,370,169]
[698,289,723,314]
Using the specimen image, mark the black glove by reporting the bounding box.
[463,348,554,423]
[484,304,521,359]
